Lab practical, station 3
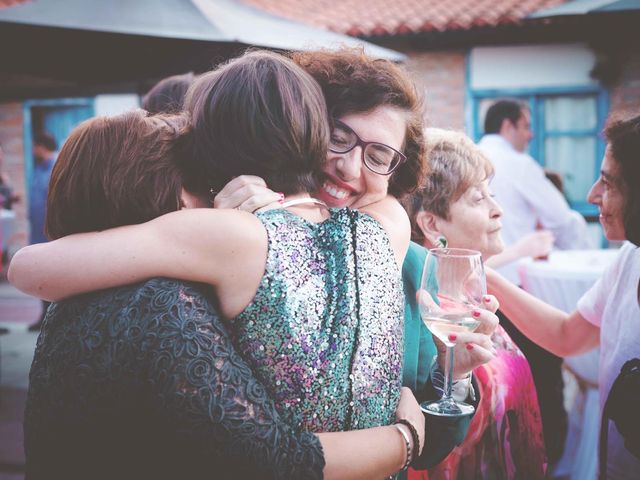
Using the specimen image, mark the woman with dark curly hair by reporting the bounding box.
[213,48,501,475]
[486,113,640,479]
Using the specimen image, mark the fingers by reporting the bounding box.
[472,310,499,337]
[456,343,496,374]
[253,202,286,214]
[453,331,494,352]
[214,180,280,211]
[481,294,499,313]
[450,332,497,377]
[236,192,283,213]
[221,175,268,192]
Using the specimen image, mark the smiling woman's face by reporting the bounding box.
[316,106,406,209]
[587,146,626,241]
[436,179,504,258]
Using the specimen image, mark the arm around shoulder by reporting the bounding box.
[8,208,266,301]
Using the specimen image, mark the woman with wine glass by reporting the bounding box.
[405,128,546,479]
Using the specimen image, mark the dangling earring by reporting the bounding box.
[436,235,448,248]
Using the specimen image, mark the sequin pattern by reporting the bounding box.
[232,208,404,432]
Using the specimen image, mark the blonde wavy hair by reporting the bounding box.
[404,128,494,244]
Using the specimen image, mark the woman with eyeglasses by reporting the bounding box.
[213,48,501,473]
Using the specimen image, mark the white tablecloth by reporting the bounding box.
[518,249,618,480]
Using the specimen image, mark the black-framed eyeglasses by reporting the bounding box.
[329,120,407,175]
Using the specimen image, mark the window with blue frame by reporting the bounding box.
[472,88,607,216]
[23,97,96,209]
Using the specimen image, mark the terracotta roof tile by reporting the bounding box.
[243,0,568,37]
[0,0,31,8]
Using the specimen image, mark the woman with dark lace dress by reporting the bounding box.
[14,52,426,479]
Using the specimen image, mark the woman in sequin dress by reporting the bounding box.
[404,129,546,479]
[10,50,426,477]
[212,49,503,474]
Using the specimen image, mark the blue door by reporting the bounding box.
[23,98,95,242]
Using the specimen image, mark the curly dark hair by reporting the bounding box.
[291,47,427,198]
[604,113,640,246]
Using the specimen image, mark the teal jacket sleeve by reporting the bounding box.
[401,242,475,470]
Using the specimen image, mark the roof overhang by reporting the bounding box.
[0,0,404,95]
[529,0,640,18]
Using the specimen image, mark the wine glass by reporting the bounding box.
[418,247,486,416]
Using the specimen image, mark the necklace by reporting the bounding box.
[280,197,329,209]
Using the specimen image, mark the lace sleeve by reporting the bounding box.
[128,279,325,479]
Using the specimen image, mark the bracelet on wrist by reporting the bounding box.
[396,419,421,462]
[393,423,412,471]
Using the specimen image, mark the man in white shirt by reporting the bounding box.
[478,99,589,283]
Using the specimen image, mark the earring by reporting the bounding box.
[436,235,448,248]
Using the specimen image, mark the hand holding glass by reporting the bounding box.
[418,248,486,416]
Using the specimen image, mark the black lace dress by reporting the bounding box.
[24,278,325,480]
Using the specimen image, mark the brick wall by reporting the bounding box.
[0,102,28,253]
[403,49,467,131]
[609,50,640,116]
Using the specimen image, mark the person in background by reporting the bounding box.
[1,143,21,264]
[27,131,56,331]
[487,113,640,479]
[478,99,590,284]
[0,143,19,335]
[0,143,20,211]
[142,72,195,115]
[405,129,546,479]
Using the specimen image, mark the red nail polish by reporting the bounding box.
[472,310,481,318]
[466,344,474,350]
[448,334,457,341]
[483,296,491,303]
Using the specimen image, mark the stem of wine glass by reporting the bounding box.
[442,345,455,402]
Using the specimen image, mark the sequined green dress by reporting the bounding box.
[231,208,404,432]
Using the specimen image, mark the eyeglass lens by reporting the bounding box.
[329,123,401,174]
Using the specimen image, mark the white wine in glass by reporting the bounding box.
[419,248,486,416]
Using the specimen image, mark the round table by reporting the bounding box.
[517,249,619,480]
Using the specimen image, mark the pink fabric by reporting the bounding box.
[410,326,546,480]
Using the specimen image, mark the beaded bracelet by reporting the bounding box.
[396,418,420,464]
[393,423,412,471]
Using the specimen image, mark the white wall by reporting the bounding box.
[94,94,140,117]
[470,44,598,90]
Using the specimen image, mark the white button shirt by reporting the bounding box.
[478,134,590,282]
